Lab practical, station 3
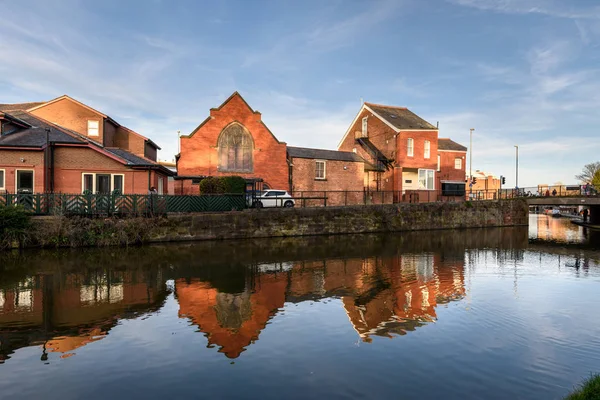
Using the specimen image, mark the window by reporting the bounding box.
[88,120,99,136]
[315,160,326,179]
[362,117,368,137]
[113,175,124,193]
[424,140,431,159]
[157,176,164,195]
[437,154,441,172]
[218,123,253,172]
[407,138,414,157]
[0,169,4,190]
[81,173,125,194]
[454,157,462,169]
[442,182,466,197]
[418,169,435,190]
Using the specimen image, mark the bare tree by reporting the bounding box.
[576,162,600,183]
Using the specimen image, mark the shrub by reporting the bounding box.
[0,204,31,249]
[221,176,246,194]
[199,176,245,194]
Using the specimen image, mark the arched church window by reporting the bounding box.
[218,124,254,172]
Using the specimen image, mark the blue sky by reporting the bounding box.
[1,0,599,187]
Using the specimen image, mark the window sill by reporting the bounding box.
[315,178,327,181]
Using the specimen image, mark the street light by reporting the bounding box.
[514,145,519,190]
[469,128,474,195]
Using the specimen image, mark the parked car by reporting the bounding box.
[251,190,295,208]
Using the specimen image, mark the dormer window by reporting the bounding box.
[362,117,368,137]
[87,120,99,136]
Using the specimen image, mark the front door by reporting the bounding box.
[16,170,34,193]
[96,174,111,194]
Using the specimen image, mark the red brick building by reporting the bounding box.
[0,95,172,195]
[176,92,289,194]
[338,102,467,201]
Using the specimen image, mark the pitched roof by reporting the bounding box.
[365,102,437,130]
[0,111,86,147]
[287,146,364,162]
[438,138,467,152]
[0,102,46,112]
[104,148,157,166]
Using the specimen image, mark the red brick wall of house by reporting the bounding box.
[0,149,45,193]
[115,127,146,158]
[52,147,154,194]
[144,142,157,162]
[396,130,439,170]
[103,120,117,147]
[290,157,365,206]
[178,93,289,190]
[30,98,105,143]
[437,151,466,184]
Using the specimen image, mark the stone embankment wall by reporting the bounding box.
[23,200,528,248]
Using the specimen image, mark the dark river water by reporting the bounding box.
[1,215,600,400]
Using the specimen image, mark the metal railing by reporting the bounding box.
[0,192,246,216]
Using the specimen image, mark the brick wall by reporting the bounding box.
[30,98,105,143]
[178,93,289,190]
[144,142,157,161]
[438,150,466,183]
[0,149,45,193]
[103,120,117,147]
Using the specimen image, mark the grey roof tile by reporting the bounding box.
[0,111,85,147]
[0,102,46,112]
[104,148,157,166]
[287,146,364,162]
[438,138,467,152]
[366,103,437,130]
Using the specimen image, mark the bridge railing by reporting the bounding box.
[482,184,600,200]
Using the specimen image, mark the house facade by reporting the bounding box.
[0,96,172,195]
[176,92,366,197]
[338,102,467,201]
[469,170,501,199]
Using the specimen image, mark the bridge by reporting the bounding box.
[492,184,600,225]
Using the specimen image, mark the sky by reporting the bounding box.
[1,0,600,187]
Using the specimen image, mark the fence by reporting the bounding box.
[292,190,467,207]
[0,192,246,216]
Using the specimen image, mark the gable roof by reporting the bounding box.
[364,102,437,130]
[183,91,284,144]
[337,102,437,149]
[287,146,364,162]
[438,138,467,152]
[0,102,46,112]
[0,111,86,147]
[104,148,157,166]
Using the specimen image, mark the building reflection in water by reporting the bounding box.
[1,227,532,362]
[0,268,167,363]
[175,253,466,357]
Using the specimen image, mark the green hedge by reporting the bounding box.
[0,204,31,249]
[200,176,246,194]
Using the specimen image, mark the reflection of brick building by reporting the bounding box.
[0,269,166,361]
[174,254,465,358]
[175,274,286,358]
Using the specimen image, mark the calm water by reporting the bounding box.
[1,215,600,400]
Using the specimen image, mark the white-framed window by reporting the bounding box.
[454,157,462,169]
[362,117,368,137]
[0,169,5,190]
[407,138,414,157]
[315,160,326,180]
[418,169,435,190]
[87,120,99,136]
[424,140,431,159]
[158,176,164,195]
[82,173,125,194]
[437,155,441,172]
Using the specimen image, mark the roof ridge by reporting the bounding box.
[365,102,408,109]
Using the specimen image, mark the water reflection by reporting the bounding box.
[1,224,599,365]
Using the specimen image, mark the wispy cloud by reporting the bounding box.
[448,0,600,20]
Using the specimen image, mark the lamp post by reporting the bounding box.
[469,128,474,195]
[514,145,519,190]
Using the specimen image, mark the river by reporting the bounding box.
[1,215,599,399]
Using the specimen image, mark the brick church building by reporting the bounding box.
[176,92,467,203]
